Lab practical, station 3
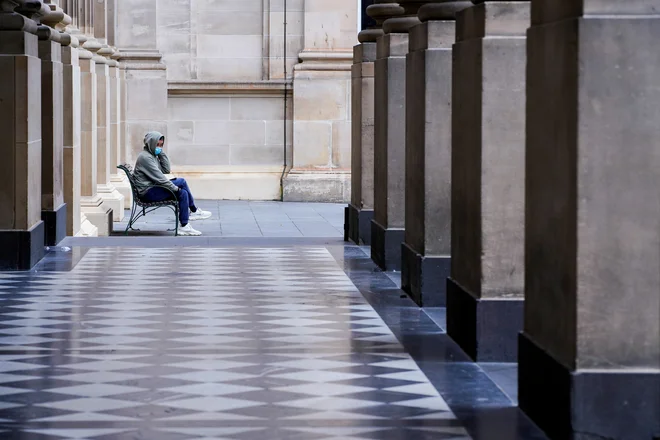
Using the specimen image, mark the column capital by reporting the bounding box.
[15,0,49,23]
[41,0,71,30]
[456,0,529,41]
[0,10,38,33]
[360,1,404,43]
[100,44,118,66]
[383,0,424,34]
[37,22,60,41]
[59,31,78,48]
[418,0,472,22]
[80,35,101,60]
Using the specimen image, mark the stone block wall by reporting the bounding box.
[120,0,354,201]
[166,90,293,200]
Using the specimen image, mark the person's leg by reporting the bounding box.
[141,186,174,203]
[170,177,196,212]
[178,189,190,226]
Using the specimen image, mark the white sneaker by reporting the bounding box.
[178,224,202,236]
[189,209,212,221]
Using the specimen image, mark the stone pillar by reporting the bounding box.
[446,0,529,362]
[282,0,358,202]
[0,0,46,270]
[345,3,389,245]
[118,59,130,178]
[37,13,66,245]
[78,37,113,235]
[370,0,413,271]
[108,55,131,209]
[61,31,95,237]
[104,0,130,208]
[94,46,124,221]
[115,0,167,165]
[520,2,660,439]
[401,0,470,306]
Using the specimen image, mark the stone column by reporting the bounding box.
[108,54,131,209]
[37,10,66,245]
[345,3,389,245]
[401,0,470,306]
[78,37,113,235]
[90,0,123,221]
[282,0,358,203]
[520,2,660,439]
[0,0,46,270]
[94,46,124,221]
[117,58,129,176]
[370,0,413,271]
[115,0,167,165]
[60,31,95,237]
[446,0,529,362]
[60,5,97,237]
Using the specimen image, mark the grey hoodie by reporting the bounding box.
[132,131,179,196]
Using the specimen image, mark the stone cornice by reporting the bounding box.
[114,49,166,70]
[168,80,294,97]
[295,50,353,72]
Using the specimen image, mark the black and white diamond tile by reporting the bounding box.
[0,248,470,439]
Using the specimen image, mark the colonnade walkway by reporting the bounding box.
[0,204,546,440]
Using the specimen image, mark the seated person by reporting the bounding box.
[133,131,211,236]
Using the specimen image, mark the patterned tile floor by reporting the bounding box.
[0,240,547,440]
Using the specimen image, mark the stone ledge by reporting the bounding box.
[168,80,294,97]
[282,171,350,203]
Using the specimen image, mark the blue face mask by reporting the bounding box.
[154,147,162,155]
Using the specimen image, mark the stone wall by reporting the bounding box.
[117,0,357,201]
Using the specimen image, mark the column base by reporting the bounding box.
[81,196,113,237]
[446,278,523,362]
[371,219,404,271]
[97,183,125,222]
[346,204,373,245]
[401,242,450,307]
[41,203,67,246]
[519,333,660,440]
[110,173,133,210]
[76,213,99,237]
[0,222,46,271]
[282,171,351,203]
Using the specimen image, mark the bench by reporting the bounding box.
[117,164,179,236]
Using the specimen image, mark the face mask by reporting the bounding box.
[155,147,162,155]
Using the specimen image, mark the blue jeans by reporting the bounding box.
[141,178,197,225]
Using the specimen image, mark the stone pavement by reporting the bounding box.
[113,201,345,238]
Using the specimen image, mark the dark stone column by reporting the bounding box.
[0,0,46,270]
[38,12,67,246]
[346,3,389,245]
[401,0,470,307]
[371,0,420,271]
[520,1,660,438]
[447,0,529,361]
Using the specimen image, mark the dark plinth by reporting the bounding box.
[344,206,350,241]
[347,204,373,245]
[519,333,660,440]
[446,278,523,362]
[371,219,404,271]
[401,242,450,307]
[0,221,46,271]
[41,203,67,246]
